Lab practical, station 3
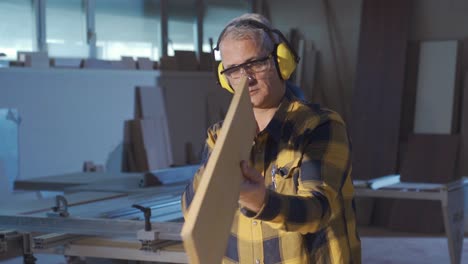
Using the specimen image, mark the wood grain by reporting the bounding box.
[181,77,256,264]
[350,0,411,180]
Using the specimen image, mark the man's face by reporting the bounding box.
[219,37,285,109]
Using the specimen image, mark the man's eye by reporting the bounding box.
[225,68,241,77]
[253,60,267,66]
[224,68,237,74]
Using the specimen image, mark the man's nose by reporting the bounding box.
[238,68,256,85]
[247,74,257,86]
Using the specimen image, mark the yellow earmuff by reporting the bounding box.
[217,62,234,93]
[276,42,297,80]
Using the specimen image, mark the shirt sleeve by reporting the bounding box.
[181,123,219,218]
[242,115,352,234]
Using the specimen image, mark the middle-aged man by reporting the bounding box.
[182,13,361,264]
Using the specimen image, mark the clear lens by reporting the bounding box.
[222,55,271,82]
[223,67,243,79]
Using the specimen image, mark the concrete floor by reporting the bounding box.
[360,227,468,264]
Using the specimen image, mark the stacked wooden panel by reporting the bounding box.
[122,86,172,172]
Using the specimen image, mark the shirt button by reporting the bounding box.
[255,259,261,264]
[252,221,257,226]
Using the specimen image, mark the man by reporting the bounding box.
[182,13,361,264]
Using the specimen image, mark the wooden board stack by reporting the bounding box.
[122,86,173,172]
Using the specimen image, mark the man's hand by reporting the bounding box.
[239,160,266,213]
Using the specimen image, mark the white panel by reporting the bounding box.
[0,68,229,181]
[414,41,458,134]
[0,68,158,180]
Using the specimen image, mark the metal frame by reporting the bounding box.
[0,230,24,260]
[160,0,169,57]
[84,0,97,59]
[0,215,182,241]
[33,0,46,53]
[194,0,204,59]
[34,237,187,263]
[355,179,467,264]
[1,231,187,263]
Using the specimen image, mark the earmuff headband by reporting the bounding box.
[214,19,299,63]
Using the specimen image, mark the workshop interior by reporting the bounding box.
[1,0,468,263]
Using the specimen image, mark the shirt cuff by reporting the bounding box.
[240,189,282,221]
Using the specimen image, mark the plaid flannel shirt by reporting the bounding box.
[182,88,361,264]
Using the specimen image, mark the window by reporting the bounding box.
[46,0,88,58]
[167,1,196,55]
[203,1,250,59]
[0,0,251,62]
[0,0,35,60]
[95,0,161,60]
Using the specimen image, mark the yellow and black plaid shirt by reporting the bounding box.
[182,88,361,264]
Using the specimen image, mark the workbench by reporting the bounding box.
[354,177,467,264]
[1,167,196,263]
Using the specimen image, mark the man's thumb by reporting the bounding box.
[240,160,262,183]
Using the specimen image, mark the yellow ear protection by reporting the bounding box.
[214,19,300,93]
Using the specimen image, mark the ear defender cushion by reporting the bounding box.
[276,42,297,80]
[217,62,235,93]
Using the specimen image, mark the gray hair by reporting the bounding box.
[218,13,277,56]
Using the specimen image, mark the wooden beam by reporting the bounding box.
[350,0,411,180]
[181,77,256,264]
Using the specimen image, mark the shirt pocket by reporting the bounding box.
[272,158,301,195]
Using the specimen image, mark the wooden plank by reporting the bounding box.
[122,120,137,172]
[198,52,213,71]
[121,56,137,70]
[136,57,154,70]
[399,42,420,144]
[134,85,173,169]
[137,118,172,170]
[20,52,49,68]
[300,41,316,100]
[413,41,460,134]
[458,38,468,176]
[351,0,411,227]
[175,51,198,71]
[371,42,422,228]
[400,134,459,183]
[181,77,256,264]
[389,134,459,233]
[160,73,231,165]
[159,56,178,70]
[135,86,161,119]
[350,0,410,180]
[82,59,125,69]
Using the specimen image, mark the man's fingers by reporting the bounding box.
[240,160,263,183]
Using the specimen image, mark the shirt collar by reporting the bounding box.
[261,87,296,142]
